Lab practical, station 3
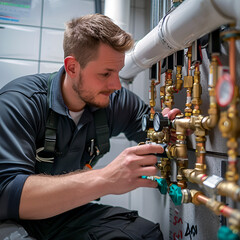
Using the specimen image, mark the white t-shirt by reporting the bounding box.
[69,109,84,125]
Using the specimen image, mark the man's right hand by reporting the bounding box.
[101,144,164,195]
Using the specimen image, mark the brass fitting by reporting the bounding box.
[192,66,202,116]
[176,66,183,90]
[183,167,207,184]
[173,117,193,135]
[182,188,192,203]
[149,80,156,109]
[175,140,188,160]
[206,198,225,215]
[151,131,165,143]
[225,160,239,183]
[158,157,171,181]
[201,111,218,130]
[218,111,240,139]
[166,144,177,159]
[184,76,193,88]
[217,181,240,201]
[160,86,165,108]
[177,159,188,189]
[229,210,240,231]
[165,70,174,109]
[147,128,155,142]
[190,189,203,205]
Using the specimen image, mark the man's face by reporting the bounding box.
[72,43,125,108]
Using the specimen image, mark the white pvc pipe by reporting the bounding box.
[104,0,131,33]
[120,0,239,80]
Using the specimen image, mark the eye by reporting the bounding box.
[101,72,111,77]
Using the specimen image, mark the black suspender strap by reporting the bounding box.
[44,73,58,154]
[35,73,58,174]
[94,109,110,155]
[87,109,110,167]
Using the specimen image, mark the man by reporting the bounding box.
[0,14,165,239]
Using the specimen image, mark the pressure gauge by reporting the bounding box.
[141,114,153,131]
[216,73,234,107]
[153,112,170,132]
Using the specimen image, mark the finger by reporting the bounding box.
[136,178,158,188]
[136,166,157,177]
[133,144,164,155]
[137,154,158,166]
[167,108,182,120]
[162,107,171,116]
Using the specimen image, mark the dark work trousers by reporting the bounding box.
[18,203,164,240]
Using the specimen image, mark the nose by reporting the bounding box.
[108,73,122,91]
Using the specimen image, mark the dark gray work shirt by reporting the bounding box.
[0,66,149,220]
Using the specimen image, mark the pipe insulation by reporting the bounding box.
[119,0,239,80]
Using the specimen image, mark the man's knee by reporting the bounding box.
[0,221,36,240]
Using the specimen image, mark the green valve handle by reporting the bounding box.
[218,226,240,240]
[141,176,168,195]
[156,178,168,195]
[169,184,182,205]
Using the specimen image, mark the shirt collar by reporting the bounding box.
[49,66,67,116]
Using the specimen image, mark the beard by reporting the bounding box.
[72,72,111,108]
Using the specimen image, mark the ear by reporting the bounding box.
[64,56,79,78]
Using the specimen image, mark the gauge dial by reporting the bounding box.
[153,112,170,132]
[141,114,149,131]
[216,73,234,107]
[153,112,162,132]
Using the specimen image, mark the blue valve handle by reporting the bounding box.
[169,184,182,205]
[142,176,167,195]
[218,226,240,240]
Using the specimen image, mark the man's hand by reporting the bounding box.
[162,107,181,120]
[101,144,164,195]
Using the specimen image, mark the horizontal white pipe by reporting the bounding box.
[120,0,239,80]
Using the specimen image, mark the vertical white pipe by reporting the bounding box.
[104,0,131,88]
[104,0,131,33]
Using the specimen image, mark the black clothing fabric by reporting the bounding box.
[19,203,164,240]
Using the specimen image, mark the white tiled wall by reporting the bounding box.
[0,59,38,88]
[42,0,95,29]
[0,0,95,85]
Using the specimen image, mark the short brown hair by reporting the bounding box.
[63,14,134,68]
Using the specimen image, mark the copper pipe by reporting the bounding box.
[229,38,236,85]
[220,205,235,218]
[187,46,192,76]
[196,140,206,165]
[155,61,161,86]
[196,193,208,204]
